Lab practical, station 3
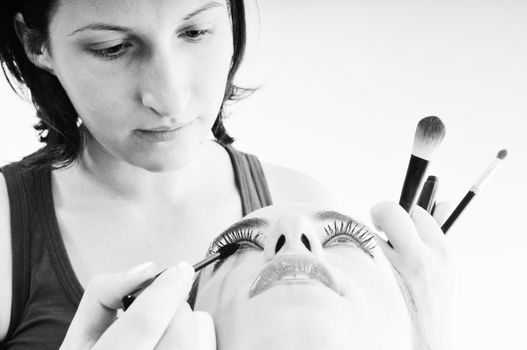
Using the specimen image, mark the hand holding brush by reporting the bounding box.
[371,201,455,350]
[61,262,216,350]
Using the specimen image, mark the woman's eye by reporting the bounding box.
[323,234,355,248]
[182,29,212,42]
[212,241,261,272]
[233,240,262,253]
[90,43,130,60]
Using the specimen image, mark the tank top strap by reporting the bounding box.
[0,163,34,339]
[222,144,273,215]
[1,162,80,349]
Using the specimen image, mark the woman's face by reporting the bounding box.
[194,203,412,350]
[44,0,233,171]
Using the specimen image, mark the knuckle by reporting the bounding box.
[125,312,161,339]
[170,302,194,329]
[85,273,111,294]
[405,252,430,279]
[174,302,193,320]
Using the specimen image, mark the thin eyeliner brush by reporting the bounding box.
[442,149,508,234]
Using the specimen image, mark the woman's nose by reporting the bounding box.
[264,214,323,261]
[139,49,191,118]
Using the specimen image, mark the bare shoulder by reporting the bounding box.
[0,171,12,341]
[261,161,337,206]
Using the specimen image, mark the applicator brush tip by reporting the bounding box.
[497,149,508,160]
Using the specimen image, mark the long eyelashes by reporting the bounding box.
[323,220,376,258]
[207,228,263,271]
[208,228,263,255]
[207,219,375,269]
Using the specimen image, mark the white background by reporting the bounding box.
[1,0,526,348]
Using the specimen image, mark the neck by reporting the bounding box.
[71,138,216,205]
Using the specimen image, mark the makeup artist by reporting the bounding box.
[0,0,452,349]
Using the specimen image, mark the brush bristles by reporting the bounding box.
[218,242,240,258]
[497,149,508,160]
[412,116,446,160]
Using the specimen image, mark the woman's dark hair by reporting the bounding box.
[0,0,252,169]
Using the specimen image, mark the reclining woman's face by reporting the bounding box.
[194,203,412,350]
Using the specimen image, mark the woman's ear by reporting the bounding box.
[13,13,55,74]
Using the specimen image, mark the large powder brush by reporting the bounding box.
[399,116,446,212]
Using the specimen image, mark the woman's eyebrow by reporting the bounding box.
[68,24,130,37]
[68,1,224,37]
[314,210,355,223]
[183,1,225,21]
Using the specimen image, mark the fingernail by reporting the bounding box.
[176,261,195,282]
[128,261,155,275]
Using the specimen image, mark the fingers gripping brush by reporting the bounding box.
[121,242,241,311]
[399,116,446,213]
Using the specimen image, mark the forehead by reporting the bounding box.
[56,0,226,13]
[244,202,331,222]
[242,203,359,231]
[53,0,228,27]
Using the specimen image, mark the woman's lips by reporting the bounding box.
[249,255,340,298]
[135,120,195,142]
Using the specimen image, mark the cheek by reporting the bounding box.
[327,252,409,320]
[326,254,412,347]
[194,254,262,314]
[191,37,233,114]
[50,47,132,129]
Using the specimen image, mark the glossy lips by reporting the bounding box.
[249,255,339,298]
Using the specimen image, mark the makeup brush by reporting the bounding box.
[399,116,446,213]
[417,175,439,213]
[442,149,508,234]
[121,242,241,310]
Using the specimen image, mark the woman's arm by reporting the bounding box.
[0,172,13,341]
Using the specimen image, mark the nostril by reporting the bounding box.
[301,234,311,251]
[275,234,286,253]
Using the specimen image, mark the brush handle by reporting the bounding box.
[121,250,225,310]
[399,155,430,212]
[441,191,475,234]
[121,269,166,311]
[417,175,438,213]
